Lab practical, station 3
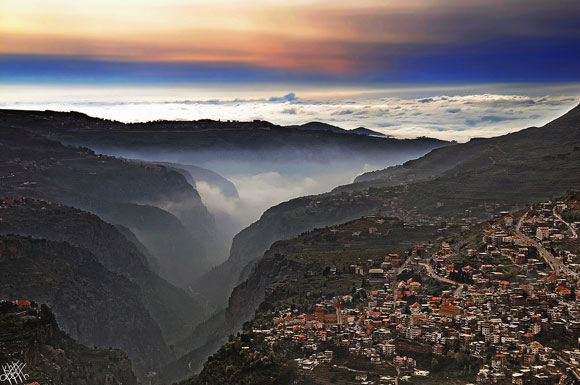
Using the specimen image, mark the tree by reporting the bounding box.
[431,358,441,372]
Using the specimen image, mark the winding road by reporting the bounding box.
[420,260,464,297]
[515,210,577,277]
[553,206,578,239]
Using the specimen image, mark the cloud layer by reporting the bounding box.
[2,85,578,142]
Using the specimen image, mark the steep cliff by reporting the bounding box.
[192,192,387,307]
[0,301,138,385]
[169,217,453,384]
[0,124,217,287]
[0,197,210,344]
[0,235,169,376]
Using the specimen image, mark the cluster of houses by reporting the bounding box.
[518,201,579,273]
[247,199,580,384]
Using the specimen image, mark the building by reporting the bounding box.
[536,226,550,240]
[369,268,386,280]
[439,301,461,319]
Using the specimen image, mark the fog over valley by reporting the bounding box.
[84,148,418,266]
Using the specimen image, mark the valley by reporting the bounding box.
[3,1,579,384]
[183,193,580,385]
[0,103,579,384]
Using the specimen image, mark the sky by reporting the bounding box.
[1,0,580,140]
[2,0,580,83]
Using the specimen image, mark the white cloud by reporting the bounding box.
[195,163,380,229]
[1,86,578,142]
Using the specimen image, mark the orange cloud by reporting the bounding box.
[1,0,579,72]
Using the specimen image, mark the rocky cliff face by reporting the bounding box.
[157,250,305,384]
[0,235,169,377]
[0,301,138,385]
[193,193,385,307]
[0,197,211,344]
[0,125,217,287]
[225,255,302,333]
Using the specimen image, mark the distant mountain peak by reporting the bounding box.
[289,121,387,137]
[351,127,388,137]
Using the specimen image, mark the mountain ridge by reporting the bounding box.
[0,123,217,287]
[0,234,169,376]
[0,197,210,345]
[287,121,388,137]
[182,102,580,377]
[354,102,580,185]
[0,109,451,166]
[0,300,138,385]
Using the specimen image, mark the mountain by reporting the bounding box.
[0,122,217,287]
[0,197,210,345]
[196,103,580,304]
[289,122,387,137]
[288,121,349,134]
[343,102,580,219]
[168,217,458,384]
[159,162,239,199]
[0,301,138,385]
[355,103,580,188]
[0,234,169,376]
[0,109,449,169]
[351,127,388,137]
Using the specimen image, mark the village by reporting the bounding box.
[248,198,580,385]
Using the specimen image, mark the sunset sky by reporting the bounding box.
[1,0,580,140]
[2,0,580,83]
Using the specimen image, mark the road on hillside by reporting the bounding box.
[553,206,578,239]
[515,210,577,278]
[392,253,415,300]
[420,259,464,297]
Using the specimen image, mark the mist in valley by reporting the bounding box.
[195,161,383,261]
[85,146,414,269]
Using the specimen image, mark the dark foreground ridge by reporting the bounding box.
[0,300,138,385]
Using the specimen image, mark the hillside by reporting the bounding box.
[161,216,457,383]
[342,103,580,219]
[170,216,458,384]
[0,109,450,167]
[355,102,580,187]
[0,301,138,385]
[179,194,580,385]
[196,102,580,307]
[0,197,210,345]
[0,123,217,287]
[0,234,169,376]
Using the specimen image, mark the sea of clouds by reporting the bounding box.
[1,87,578,142]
